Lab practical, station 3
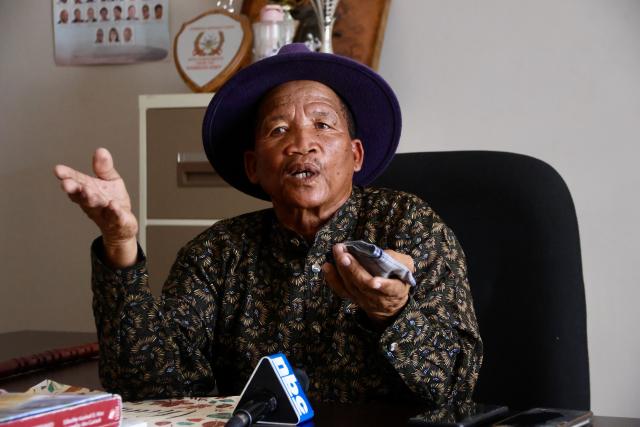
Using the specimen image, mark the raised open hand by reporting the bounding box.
[54,148,138,267]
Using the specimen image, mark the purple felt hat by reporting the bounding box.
[202,43,402,201]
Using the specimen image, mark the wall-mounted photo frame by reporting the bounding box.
[241,0,391,70]
[174,9,252,92]
[52,0,170,66]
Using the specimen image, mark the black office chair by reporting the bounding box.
[372,151,590,410]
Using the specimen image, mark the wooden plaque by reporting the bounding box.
[241,0,391,70]
[174,9,253,93]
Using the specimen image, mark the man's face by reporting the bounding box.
[155,6,163,19]
[245,80,363,213]
[114,7,121,19]
[142,5,150,19]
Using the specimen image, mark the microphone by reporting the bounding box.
[225,391,276,427]
[225,354,314,426]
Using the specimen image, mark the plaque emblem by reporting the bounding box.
[174,10,252,92]
[193,31,225,57]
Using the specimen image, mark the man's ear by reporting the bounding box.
[351,139,364,172]
[244,150,259,184]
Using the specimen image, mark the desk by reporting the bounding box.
[0,331,101,392]
[1,331,638,427]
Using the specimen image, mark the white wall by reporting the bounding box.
[1,0,638,419]
[379,0,640,418]
[0,0,215,334]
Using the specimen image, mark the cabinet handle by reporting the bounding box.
[176,152,225,187]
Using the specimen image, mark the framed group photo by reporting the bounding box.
[53,0,170,65]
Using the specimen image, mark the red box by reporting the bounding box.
[0,394,122,427]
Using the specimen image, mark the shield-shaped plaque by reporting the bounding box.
[174,9,252,92]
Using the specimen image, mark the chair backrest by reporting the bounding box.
[372,151,590,410]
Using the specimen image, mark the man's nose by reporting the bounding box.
[285,126,318,155]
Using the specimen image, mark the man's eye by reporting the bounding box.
[315,122,330,130]
[270,126,287,136]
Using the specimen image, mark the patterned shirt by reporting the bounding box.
[91,186,482,405]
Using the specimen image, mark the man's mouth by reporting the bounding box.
[286,163,320,180]
[291,170,315,179]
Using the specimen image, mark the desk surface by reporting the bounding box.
[1,331,638,427]
[0,330,100,392]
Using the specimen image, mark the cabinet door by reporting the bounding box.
[146,225,211,295]
[146,107,270,220]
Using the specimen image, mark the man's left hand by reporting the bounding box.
[322,244,415,328]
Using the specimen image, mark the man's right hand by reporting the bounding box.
[54,148,139,268]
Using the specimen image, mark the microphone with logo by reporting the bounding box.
[225,353,314,427]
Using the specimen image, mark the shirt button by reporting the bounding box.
[311,264,321,273]
[389,342,398,352]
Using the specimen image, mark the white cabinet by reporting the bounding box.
[138,94,269,294]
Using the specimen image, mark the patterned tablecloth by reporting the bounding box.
[23,380,240,427]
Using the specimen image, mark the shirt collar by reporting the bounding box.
[269,186,363,256]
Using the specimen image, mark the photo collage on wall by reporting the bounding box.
[53,0,170,65]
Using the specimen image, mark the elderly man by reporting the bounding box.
[54,44,481,406]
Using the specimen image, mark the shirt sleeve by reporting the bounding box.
[378,201,483,406]
[91,236,219,401]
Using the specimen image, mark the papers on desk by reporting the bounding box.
[10,380,240,427]
[0,386,121,427]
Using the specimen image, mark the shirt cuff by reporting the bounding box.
[91,236,148,289]
[378,295,423,357]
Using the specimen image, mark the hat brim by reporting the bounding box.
[202,49,401,201]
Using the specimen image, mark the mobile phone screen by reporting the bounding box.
[493,408,593,427]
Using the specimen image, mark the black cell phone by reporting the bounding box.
[493,408,593,427]
[407,403,509,427]
[342,240,416,286]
